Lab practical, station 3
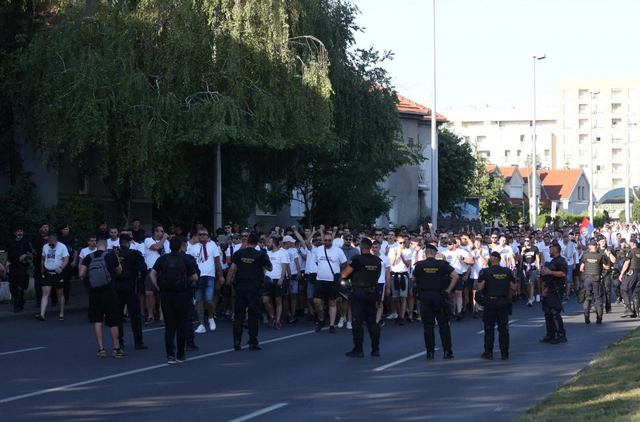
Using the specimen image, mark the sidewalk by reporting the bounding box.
[0,279,89,322]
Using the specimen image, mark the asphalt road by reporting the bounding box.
[1,298,638,422]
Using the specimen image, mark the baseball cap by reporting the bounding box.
[282,235,296,243]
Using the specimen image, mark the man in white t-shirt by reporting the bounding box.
[313,233,347,333]
[107,227,120,251]
[372,241,391,325]
[79,235,98,260]
[263,237,290,329]
[282,235,302,323]
[187,228,223,334]
[388,235,412,324]
[143,225,170,324]
[440,239,474,319]
[37,234,70,321]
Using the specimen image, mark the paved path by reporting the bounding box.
[0,298,637,421]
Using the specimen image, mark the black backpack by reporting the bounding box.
[157,254,188,292]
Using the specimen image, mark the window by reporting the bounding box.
[520,134,526,143]
[290,188,307,217]
[544,149,550,157]
[463,136,470,144]
[579,119,588,129]
[612,137,624,144]
[578,104,588,114]
[255,183,277,216]
[517,149,522,157]
[578,134,588,145]
[613,178,623,186]
[612,103,622,113]
[579,89,589,100]
[504,150,511,158]
[612,118,622,128]
[596,165,605,173]
[612,163,623,174]
[478,150,491,158]
[476,135,486,144]
[78,175,90,195]
[612,148,623,158]
[611,88,622,99]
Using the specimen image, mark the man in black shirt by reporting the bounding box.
[149,237,198,364]
[519,237,540,307]
[540,244,568,344]
[79,240,124,358]
[226,233,272,351]
[131,218,146,244]
[619,238,640,318]
[477,252,517,360]
[115,234,148,350]
[7,226,34,312]
[413,244,458,360]
[580,240,608,324]
[340,238,382,358]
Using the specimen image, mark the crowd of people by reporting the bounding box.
[3,218,640,363]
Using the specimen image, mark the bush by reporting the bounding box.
[0,173,45,248]
[48,198,105,242]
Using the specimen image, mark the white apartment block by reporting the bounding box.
[557,78,640,199]
[444,106,556,170]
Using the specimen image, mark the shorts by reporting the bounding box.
[88,287,121,327]
[144,271,158,293]
[391,272,409,298]
[314,280,338,301]
[467,278,477,290]
[194,276,215,302]
[289,279,299,295]
[377,284,385,301]
[566,266,574,283]
[455,273,465,291]
[42,271,64,289]
[525,269,538,285]
[263,277,285,297]
[306,273,317,299]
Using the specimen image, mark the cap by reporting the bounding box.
[490,251,501,259]
[119,233,132,242]
[282,235,296,243]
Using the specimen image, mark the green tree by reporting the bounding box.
[619,202,640,222]
[467,155,512,224]
[438,127,475,212]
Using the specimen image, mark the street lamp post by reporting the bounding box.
[589,90,599,223]
[626,122,636,223]
[530,54,545,230]
[430,0,438,232]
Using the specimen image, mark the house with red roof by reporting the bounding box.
[538,169,591,214]
[485,164,525,206]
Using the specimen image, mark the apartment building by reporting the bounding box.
[444,106,556,169]
[557,78,640,199]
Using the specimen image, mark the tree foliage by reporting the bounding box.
[467,155,513,224]
[437,127,475,212]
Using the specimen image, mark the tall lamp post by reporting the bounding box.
[589,90,599,223]
[530,54,545,230]
[430,0,438,232]
[626,122,637,223]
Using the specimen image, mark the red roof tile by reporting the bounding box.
[397,94,447,122]
[498,165,518,181]
[486,163,498,173]
[538,169,584,200]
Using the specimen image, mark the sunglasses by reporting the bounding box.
[324,239,333,242]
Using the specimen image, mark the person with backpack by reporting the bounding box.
[149,237,198,364]
[79,240,125,358]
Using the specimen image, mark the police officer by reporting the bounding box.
[226,233,272,351]
[115,233,148,350]
[596,236,616,313]
[340,238,382,358]
[413,244,458,360]
[580,240,608,324]
[539,243,568,344]
[619,238,640,318]
[612,239,629,306]
[477,251,516,360]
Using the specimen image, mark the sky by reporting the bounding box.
[353,0,640,112]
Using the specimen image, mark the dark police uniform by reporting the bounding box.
[231,247,272,348]
[580,250,605,323]
[7,237,34,312]
[541,255,568,343]
[612,245,628,305]
[414,257,455,358]
[478,264,515,358]
[597,245,614,312]
[348,254,382,355]
[622,247,640,317]
[115,244,147,348]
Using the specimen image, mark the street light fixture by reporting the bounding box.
[530,54,545,230]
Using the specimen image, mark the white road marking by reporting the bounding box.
[373,349,439,372]
[142,327,164,333]
[228,402,289,422]
[0,330,317,404]
[477,319,518,335]
[510,324,543,328]
[0,347,47,357]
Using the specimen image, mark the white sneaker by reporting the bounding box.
[527,299,533,307]
[195,324,206,334]
[346,321,352,330]
[535,294,541,302]
[337,317,346,328]
[385,313,398,320]
[208,318,216,332]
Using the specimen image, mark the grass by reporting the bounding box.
[518,328,640,422]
